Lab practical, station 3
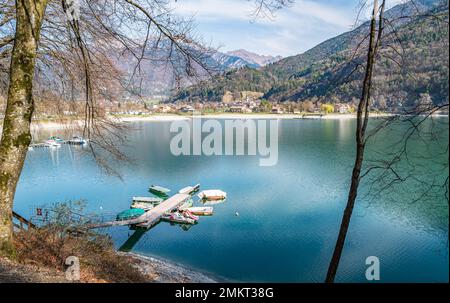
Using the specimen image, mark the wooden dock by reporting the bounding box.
[86,193,191,229]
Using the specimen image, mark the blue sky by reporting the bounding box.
[172,0,403,57]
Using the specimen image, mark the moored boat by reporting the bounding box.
[186,206,214,216]
[67,136,88,145]
[130,202,154,211]
[162,211,197,224]
[198,189,227,201]
[49,136,65,143]
[149,185,171,197]
[202,199,226,205]
[132,196,163,205]
[44,139,61,148]
[116,208,145,221]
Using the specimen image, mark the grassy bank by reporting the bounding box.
[0,227,215,283]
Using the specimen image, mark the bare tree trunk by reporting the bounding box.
[325,0,385,282]
[0,0,47,254]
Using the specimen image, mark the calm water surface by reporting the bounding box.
[14,118,449,282]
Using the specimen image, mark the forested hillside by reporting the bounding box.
[172,0,449,110]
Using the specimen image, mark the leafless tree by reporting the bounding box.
[0,0,213,254]
[326,0,448,282]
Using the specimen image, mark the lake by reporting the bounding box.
[14,117,449,282]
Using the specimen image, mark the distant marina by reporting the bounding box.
[28,135,88,150]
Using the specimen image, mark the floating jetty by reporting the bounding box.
[85,184,226,230]
[178,184,200,195]
[86,192,191,229]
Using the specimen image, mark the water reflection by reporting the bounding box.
[15,119,449,282]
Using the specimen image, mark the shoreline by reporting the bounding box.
[3,112,447,131]
[1,113,360,132]
[0,251,219,283]
[119,252,219,283]
[115,113,359,121]
[22,113,371,131]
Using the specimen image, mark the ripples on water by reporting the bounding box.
[15,118,449,282]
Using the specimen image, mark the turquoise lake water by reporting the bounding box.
[14,118,449,282]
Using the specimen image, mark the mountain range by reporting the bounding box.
[172,0,449,110]
[209,50,281,70]
[121,48,282,97]
[226,49,283,67]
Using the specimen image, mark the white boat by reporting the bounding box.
[44,139,61,148]
[178,184,200,195]
[132,196,163,204]
[197,189,227,201]
[202,199,226,205]
[162,212,197,224]
[130,202,154,211]
[186,206,214,216]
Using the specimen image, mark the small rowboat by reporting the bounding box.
[162,212,197,225]
[149,185,170,193]
[178,184,200,195]
[132,196,163,205]
[44,139,61,148]
[67,136,88,145]
[198,190,227,201]
[116,208,145,221]
[149,185,171,197]
[130,202,154,211]
[186,206,214,216]
[49,136,65,143]
[202,199,226,205]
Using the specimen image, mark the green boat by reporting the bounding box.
[116,208,145,221]
[149,185,171,198]
[49,136,65,143]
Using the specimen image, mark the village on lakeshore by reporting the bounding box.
[1,89,446,122]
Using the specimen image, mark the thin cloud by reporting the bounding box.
[172,0,361,56]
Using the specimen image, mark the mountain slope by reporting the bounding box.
[172,0,449,108]
[210,51,260,69]
[226,49,282,66]
[119,48,277,97]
